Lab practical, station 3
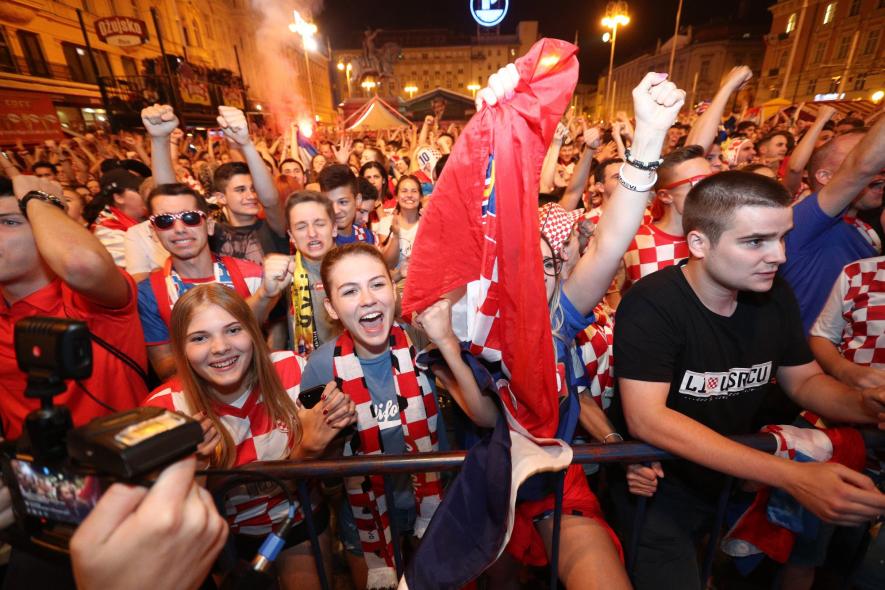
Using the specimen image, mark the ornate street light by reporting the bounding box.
[601,1,630,121]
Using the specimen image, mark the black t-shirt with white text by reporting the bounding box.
[611,262,813,497]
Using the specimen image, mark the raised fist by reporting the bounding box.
[141,104,180,138]
[261,253,295,297]
[13,175,64,201]
[553,122,569,145]
[414,299,456,346]
[217,106,251,146]
[817,105,837,123]
[724,66,753,92]
[475,63,520,110]
[632,73,686,133]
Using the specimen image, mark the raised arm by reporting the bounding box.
[558,127,601,211]
[216,106,286,236]
[415,300,498,428]
[564,73,685,316]
[13,176,129,308]
[0,150,21,178]
[540,123,568,193]
[685,66,753,153]
[141,104,179,185]
[783,106,836,195]
[818,112,885,217]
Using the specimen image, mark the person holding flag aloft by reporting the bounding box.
[399,36,687,590]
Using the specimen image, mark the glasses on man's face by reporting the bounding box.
[542,255,563,277]
[659,174,712,192]
[150,210,206,230]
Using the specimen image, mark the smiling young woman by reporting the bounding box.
[297,243,482,590]
[142,283,356,590]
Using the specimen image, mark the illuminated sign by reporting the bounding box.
[95,17,148,47]
[470,0,509,28]
[814,93,845,101]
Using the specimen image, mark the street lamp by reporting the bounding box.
[467,83,481,98]
[361,78,377,96]
[289,10,318,116]
[601,1,629,121]
[404,84,418,99]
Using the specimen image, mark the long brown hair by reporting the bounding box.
[170,284,301,467]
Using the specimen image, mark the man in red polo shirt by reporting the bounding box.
[0,175,147,440]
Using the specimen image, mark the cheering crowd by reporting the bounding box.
[1,42,885,590]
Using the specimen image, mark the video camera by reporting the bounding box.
[1,317,202,552]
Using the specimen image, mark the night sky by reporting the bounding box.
[316,0,776,82]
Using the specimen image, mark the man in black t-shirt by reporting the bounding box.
[610,171,885,590]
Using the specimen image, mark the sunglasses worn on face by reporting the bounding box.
[660,174,713,192]
[150,210,206,230]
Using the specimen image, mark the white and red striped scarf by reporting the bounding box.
[844,215,882,255]
[333,325,442,589]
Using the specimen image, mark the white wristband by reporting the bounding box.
[617,163,657,193]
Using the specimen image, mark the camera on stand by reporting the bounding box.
[1,317,202,553]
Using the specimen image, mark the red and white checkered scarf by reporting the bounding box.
[352,224,369,243]
[333,325,442,589]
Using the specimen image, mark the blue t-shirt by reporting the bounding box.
[334,225,376,247]
[781,193,877,333]
[553,291,595,443]
[137,279,179,345]
[302,338,445,509]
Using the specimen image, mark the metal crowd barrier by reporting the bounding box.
[227,429,885,590]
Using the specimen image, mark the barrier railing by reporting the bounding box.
[222,429,885,590]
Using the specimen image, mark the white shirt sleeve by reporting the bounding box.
[809,269,849,344]
[125,222,168,275]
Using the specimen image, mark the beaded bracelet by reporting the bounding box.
[625,148,663,171]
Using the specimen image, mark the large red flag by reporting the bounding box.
[402,38,578,438]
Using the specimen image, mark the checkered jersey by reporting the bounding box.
[810,256,885,368]
[574,302,614,410]
[143,351,310,535]
[622,223,689,288]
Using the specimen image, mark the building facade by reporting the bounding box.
[758,0,884,104]
[331,21,539,102]
[0,0,334,142]
[598,24,766,119]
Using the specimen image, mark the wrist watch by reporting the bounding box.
[19,190,66,219]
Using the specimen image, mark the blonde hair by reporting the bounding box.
[170,284,301,467]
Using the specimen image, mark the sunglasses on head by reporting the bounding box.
[659,173,713,192]
[149,210,206,230]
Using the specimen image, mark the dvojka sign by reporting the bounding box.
[470,0,509,27]
[95,17,148,47]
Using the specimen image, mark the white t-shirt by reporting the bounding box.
[376,216,420,278]
[124,220,169,275]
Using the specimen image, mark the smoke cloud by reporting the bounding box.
[247,1,325,131]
